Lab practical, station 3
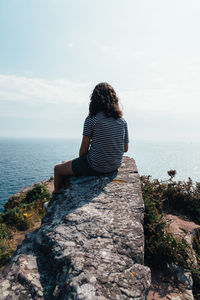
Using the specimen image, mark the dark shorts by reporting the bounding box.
[72,155,103,177]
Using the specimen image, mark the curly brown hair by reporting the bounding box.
[89,82,123,119]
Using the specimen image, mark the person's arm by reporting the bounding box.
[79,135,91,157]
[124,143,129,152]
[124,121,129,153]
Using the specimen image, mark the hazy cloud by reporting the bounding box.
[0,74,199,141]
[120,86,200,114]
[0,74,92,105]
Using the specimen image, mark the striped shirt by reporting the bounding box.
[83,111,129,173]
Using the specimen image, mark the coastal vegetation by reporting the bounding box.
[141,171,200,298]
[0,182,51,270]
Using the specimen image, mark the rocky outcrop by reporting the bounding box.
[0,156,151,299]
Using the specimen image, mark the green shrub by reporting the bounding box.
[0,223,12,239]
[141,175,191,269]
[163,177,200,223]
[192,231,200,297]
[4,195,24,210]
[2,207,30,230]
[0,239,14,268]
[141,173,200,295]
[22,184,50,204]
[0,225,14,268]
[0,213,3,223]
[0,183,51,270]
[2,184,50,231]
[4,183,51,211]
[141,171,200,225]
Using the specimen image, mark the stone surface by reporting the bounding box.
[0,156,151,299]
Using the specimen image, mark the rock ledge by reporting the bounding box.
[0,156,151,299]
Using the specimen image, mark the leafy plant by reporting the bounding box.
[192,230,200,297]
[0,239,14,268]
[141,173,200,296]
[0,183,51,269]
[22,184,50,204]
[0,223,12,239]
[141,175,190,269]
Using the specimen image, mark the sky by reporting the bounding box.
[0,0,200,142]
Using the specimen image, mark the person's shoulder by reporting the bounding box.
[118,117,128,125]
[85,114,97,124]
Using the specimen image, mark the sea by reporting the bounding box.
[0,137,200,211]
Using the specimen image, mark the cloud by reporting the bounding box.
[1,73,199,116]
[0,74,92,105]
[120,85,200,115]
[0,73,199,141]
[0,74,94,138]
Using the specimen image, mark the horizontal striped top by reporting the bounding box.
[83,111,129,173]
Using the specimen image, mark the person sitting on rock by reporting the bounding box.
[53,82,129,193]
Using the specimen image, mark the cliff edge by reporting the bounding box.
[0,156,151,299]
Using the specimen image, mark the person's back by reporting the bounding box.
[84,111,129,173]
[53,82,129,193]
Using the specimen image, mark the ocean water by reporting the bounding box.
[0,137,199,211]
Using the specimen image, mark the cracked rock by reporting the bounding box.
[0,156,151,299]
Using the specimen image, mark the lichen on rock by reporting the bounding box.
[0,156,151,299]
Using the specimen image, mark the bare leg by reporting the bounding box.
[54,160,74,193]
